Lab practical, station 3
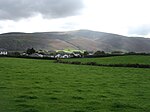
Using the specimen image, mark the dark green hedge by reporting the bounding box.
[55,60,150,68]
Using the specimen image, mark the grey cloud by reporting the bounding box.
[128,24,150,35]
[0,0,84,20]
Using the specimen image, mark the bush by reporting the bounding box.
[71,61,81,65]
[86,62,97,66]
[26,48,36,55]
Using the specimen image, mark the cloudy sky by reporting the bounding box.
[0,0,150,37]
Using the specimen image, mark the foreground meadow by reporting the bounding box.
[0,57,150,112]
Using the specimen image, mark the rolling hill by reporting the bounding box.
[0,30,150,52]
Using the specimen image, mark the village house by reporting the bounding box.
[29,53,43,58]
[72,52,82,57]
[55,54,70,58]
[0,48,8,55]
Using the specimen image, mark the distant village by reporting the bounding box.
[22,48,87,58]
[0,48,89,58]
[0,48,149,59]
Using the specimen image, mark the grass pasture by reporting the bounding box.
[0,57,150,112]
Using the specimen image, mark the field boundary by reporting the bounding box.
[55,60,150,68]
[0,55,56,60]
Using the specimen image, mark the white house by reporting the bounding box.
[0,49,8,55]
[55,54,70,58]
[55,54,61,58]
[72,52,82,57]
[61,54,69,58]
[29,53,43,58]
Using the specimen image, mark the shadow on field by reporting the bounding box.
[14,94,40,112]
[111,102,144,111]
[17,95,38,100]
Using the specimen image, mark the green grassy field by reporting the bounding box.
[0,57,150,112]
[63,55,150,65]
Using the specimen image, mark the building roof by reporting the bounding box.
[0,48,7,51]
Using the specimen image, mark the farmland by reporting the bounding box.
[0,57,150,112]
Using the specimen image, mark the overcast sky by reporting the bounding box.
[0,0,150,37]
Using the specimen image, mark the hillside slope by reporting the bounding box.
[0,30,150,52]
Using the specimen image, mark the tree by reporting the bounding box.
[94,50,105,56]
[83,51,89,56]
[26,48,36,55]
[111,51,124,54]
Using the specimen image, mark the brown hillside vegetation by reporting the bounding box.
[0,30,150,52]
